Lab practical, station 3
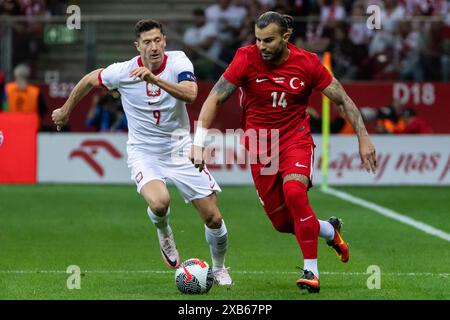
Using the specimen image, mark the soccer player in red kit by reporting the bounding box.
[190,11,377,293]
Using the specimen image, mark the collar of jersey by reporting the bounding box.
[137,54,168,76]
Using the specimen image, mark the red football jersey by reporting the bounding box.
[223,42,332,148]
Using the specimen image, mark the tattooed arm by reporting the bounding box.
[322,77,377,173]
[197,75,237,129]
[190,75,237,171]
[322,77,367,137]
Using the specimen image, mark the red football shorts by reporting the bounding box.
[250,141,315,215]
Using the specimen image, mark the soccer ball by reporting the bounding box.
[175,258,213,294]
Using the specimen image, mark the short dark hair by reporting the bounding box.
[135,19,164,39]
[255,11,293,34]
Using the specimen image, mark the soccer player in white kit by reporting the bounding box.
[52,19,232,285]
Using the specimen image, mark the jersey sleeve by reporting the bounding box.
[99,62,125,90]
[311,54,333,92]
[223,48,247,87]
[173,53,196,83]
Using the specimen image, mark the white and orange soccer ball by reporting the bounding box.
[175,258,213,294]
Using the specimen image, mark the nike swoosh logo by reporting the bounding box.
[182,263,193,282]
[160,247,178,268]
[295,162,308,168]
[256,78,269,83]
[300,216,312,222]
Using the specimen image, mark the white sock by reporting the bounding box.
[147,207,171,236]
[319,219,335,241]
[304,259,319,278]
[205,219,228,271]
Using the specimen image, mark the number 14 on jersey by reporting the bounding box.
[271,91,288,108]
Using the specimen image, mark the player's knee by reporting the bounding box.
[283,179,308,205]
[203,210,222,229]
[149,199,170,216]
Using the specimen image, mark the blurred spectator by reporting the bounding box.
[422,20,446,80]
[183,8,222,79]
[296,20,334,53]
[0,0,22,15]
[206,0,247,31]
[403,0,447,17]
[274,0,312,41]
[395,20,424,81]
[348,1,372,79]
[320,0,346,26]
[368,29,396,79]
[348,1,372,46]
[45,0,66,15]
[442,8,450,81]
[240,0,276,12]
[3,63,47,125]
[86,90,127,132]
[1,0,48,74]
[184,8,221,60]
[296,0,346,53]
[400,108,433,134]
[19,0,46,16]
[257,0,276,10]
[375,99,405,134]
[381,0,405,33]
[205,0,248,63]
[331,23,358,80]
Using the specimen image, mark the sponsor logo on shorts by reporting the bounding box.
[136,171,143,183]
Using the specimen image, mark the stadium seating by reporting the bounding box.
[37,0,215,82]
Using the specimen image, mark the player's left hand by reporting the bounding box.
[189,144,205,172]
[358,135,377,174]
[130,67,158,84]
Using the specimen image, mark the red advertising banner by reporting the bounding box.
[39,81,450,133]
[0,113,39,183]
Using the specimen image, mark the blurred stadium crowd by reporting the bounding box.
[182,0,450,82]
[0,0,443,134]
[1,0,449,81]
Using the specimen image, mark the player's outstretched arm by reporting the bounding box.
[190,75,237,171]
[322,77,377,174]
[52,68,103,131]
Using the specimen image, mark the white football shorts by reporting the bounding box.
[127,145,221,203]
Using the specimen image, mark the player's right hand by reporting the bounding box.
[189,144,205,172]
[52,107,70,131]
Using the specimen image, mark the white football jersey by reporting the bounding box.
[99,51,196,156]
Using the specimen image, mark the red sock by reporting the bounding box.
[282,180,319,259]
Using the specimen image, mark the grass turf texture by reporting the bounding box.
[0,185,449,299]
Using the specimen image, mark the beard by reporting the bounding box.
[260,44,284,62]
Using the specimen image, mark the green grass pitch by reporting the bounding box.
[0,185,449,300]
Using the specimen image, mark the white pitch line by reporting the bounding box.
[0,270,448,277]
[322,187,450,243]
